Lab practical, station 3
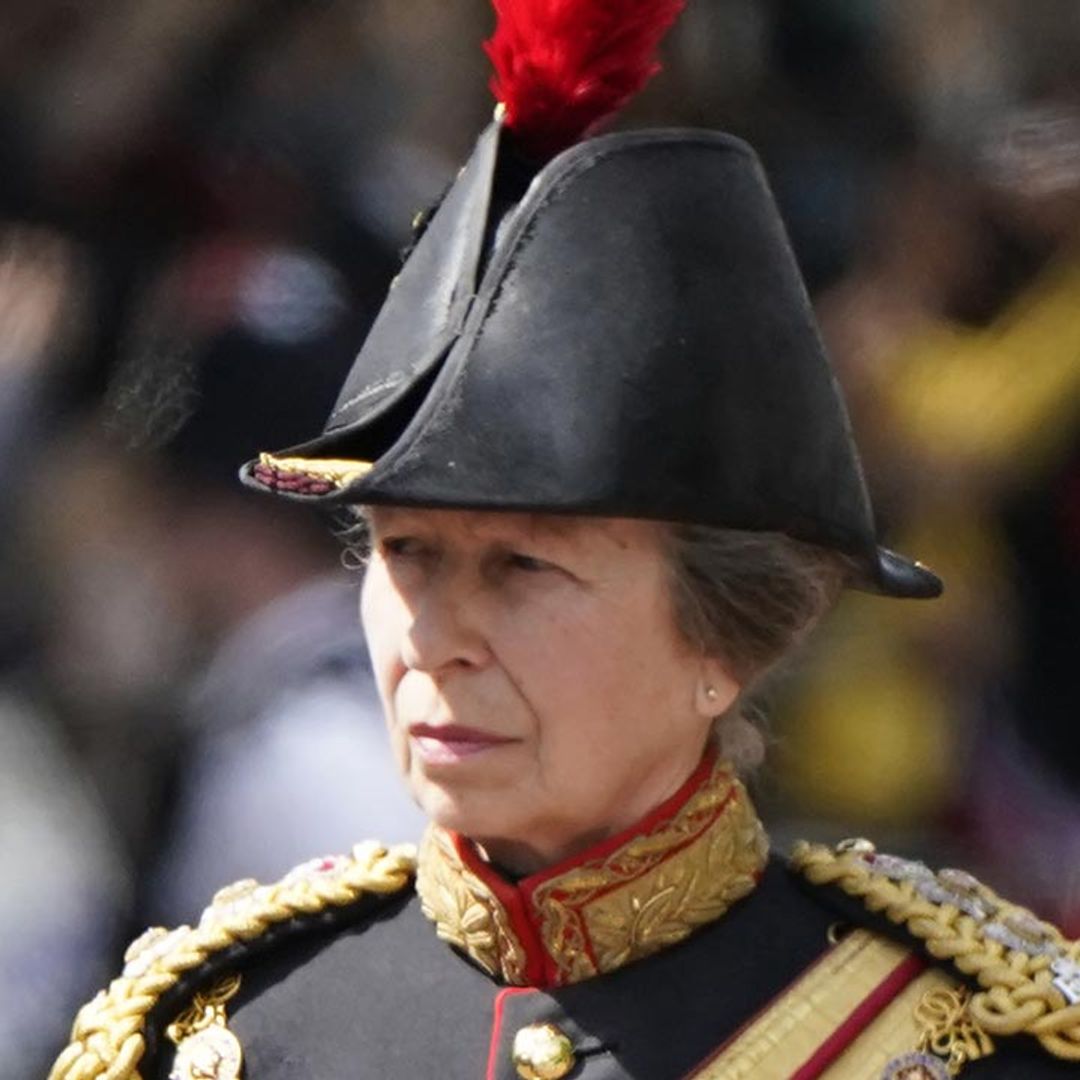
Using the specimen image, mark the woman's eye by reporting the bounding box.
[381,536,426,559]
[507,552,553,573]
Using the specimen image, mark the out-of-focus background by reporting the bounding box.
[2,1,1078,1074]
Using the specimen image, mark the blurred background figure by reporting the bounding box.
[1,2,1078,1075]
[0,224,131,1080]
[95,233,429,924]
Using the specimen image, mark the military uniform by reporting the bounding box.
[52,756,1080,1079]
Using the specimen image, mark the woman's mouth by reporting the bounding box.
[408,724,518,764]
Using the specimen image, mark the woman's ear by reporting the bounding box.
[694,658,740,719]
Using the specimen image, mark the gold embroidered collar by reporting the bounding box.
[415,754,769,988]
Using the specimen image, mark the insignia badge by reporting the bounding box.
[169,1025,243,1080]
[166,973,244,1080]
[880,1051,950,1079]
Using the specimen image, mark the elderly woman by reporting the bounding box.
[53,4,1080,1079]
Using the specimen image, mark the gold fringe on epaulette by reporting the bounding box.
[49,842,416,1080]
[792,840,1080,1062]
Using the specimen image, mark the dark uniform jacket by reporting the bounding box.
[52,757,1080,1079]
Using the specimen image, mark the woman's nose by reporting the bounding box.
[400,570,491,678]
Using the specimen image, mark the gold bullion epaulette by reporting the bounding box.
[48,841,417,1080]
[792,838,1080,1065]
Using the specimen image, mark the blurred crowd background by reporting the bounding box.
[2,1,1079,1074]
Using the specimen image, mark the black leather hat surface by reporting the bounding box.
[243,117,941,599]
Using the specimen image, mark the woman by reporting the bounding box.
[53,3,1079,1078]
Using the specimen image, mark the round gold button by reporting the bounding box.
[511,1022,576,1080]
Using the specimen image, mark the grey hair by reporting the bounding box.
[661,525,854,773]
[330,506,372,570]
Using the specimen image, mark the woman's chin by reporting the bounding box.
[411,778,521,843]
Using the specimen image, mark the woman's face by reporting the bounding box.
[361,508,737,873]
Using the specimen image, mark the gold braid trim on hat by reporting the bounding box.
[792,839,1080,1063]
[249,452,374,496]
[48,841,416,1080]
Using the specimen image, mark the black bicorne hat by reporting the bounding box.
[241,6,941,601]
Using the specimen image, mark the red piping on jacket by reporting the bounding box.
[486,986,538,1080]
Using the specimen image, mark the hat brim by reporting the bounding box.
[241,453,943,602]
[870,547,943,600]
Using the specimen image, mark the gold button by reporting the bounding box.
[511,1022,576,1080]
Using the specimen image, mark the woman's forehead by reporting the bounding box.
[367,506,662,550]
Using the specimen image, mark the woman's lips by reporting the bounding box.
[408,724,517,764]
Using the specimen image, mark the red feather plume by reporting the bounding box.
[485,0,686,160]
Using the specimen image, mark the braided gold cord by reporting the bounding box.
[792,840,1080,1062]
[48,842,417,1080]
